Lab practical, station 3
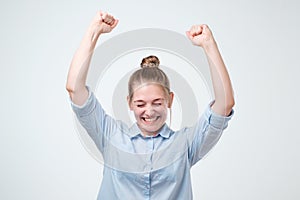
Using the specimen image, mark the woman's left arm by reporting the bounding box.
[186,24,235,116]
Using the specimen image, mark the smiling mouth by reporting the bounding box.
[142,116,160,123]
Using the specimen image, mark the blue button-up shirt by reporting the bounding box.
[71,90,233,200]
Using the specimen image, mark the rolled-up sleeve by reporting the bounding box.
[204,104,234,130]
[188,102,234,166]
[71,88,94,116]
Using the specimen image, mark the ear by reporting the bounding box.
[127,96,133,110]
[167,92,174,108]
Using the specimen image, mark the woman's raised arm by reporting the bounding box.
[186,24,234,116]
[66,11,118,105]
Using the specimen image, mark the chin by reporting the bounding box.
[139,124,164,136]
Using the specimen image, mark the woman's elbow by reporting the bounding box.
[225,98,235,115]
[66,83,74,94]
[65,81,76,100]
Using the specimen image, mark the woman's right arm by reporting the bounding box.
[66,11,118,105]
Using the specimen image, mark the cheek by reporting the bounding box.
[132,108,143,117]
[157,107,168,116]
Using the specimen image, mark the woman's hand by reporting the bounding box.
[186,24,215,49]
[90,11,119,35]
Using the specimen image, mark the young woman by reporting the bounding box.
[66,11,234,200]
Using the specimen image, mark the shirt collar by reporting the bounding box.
[128,123,172,139]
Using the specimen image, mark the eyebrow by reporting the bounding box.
[133,98,165,103]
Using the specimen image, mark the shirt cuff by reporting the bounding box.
[204,101,234,130]
[70,86,95,116]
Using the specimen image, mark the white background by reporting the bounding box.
[1,0,299,199]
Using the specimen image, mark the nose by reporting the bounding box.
[144,105,155,116]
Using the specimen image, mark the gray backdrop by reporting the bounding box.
[1,0,299,199]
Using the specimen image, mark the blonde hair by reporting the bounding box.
[128,55,171,103]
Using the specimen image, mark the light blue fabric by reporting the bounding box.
[71,90,233,200]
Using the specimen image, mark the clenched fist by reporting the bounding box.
[186,24,215,49]
[90,11,119,34]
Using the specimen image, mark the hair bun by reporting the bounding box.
[140,55,160,68]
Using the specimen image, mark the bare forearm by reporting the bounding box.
[204,41,235,116]
[66,27,100,104]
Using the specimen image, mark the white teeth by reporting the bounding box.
[143,117,157,122]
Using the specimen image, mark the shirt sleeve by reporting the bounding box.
[70,87,118,153]
[187,102,234,166]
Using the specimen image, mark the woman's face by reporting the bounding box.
[128,84,173,137]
